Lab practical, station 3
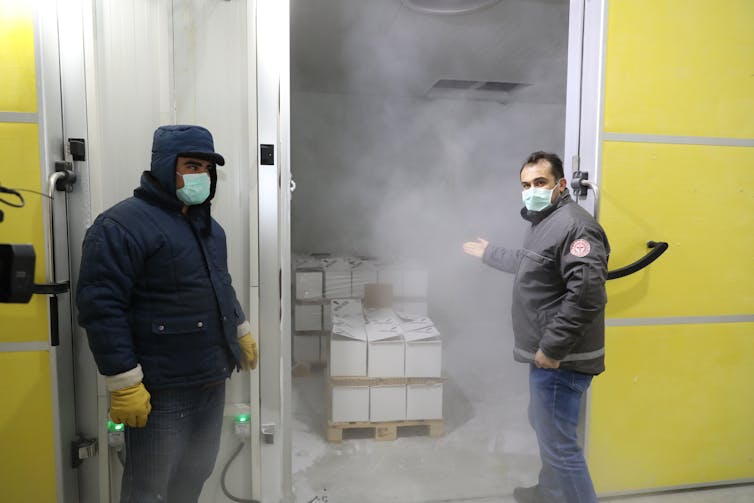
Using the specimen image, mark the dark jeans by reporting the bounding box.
[529,366,598,503]
[120,382,226,503]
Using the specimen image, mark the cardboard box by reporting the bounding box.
[402,318,442,378]
[364,283,393,309]
[293,334,321,362]
[295,270,323,300]
[369,385,406,422]
[331,385,370,423]
[294,304,322,331]
[330,312,367,376]
[366,320,405,377]
[406,383,443,420]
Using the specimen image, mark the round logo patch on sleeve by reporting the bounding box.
[570,239,591,257]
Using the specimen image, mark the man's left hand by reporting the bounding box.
[238,333,258,370]
[534,349,560,369]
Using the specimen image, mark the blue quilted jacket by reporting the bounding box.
[76,126,245,389]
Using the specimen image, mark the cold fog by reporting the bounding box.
[291,0,568,332]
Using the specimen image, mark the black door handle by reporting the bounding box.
[607,241,669,280]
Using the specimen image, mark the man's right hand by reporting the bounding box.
[109,382,152,427]
[463,238,489,258]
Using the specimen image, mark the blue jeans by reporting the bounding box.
[120,383,226,503]
[528,366,598,503]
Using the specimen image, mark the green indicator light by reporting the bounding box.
[107,420,125,432]
[235,413,251,423]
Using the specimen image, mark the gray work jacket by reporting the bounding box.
[483,193,609,375]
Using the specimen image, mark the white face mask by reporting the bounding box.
[175,172,211,205]
[522,182,560,212]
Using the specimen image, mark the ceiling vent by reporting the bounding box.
[426,79,528,103]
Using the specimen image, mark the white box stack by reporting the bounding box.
[294,304,322,332]
[293,334,321,362]
[401,315,442,378]
[322,257,351,298]
[406,383,443,420]
[293,256,327,368]
[370,385,406,422]
[324,280,443,440]
[329,299,367,377]
[295,270,323,300]
[364,308,405,378]
[350,258,378,298]
[331,385,369,423]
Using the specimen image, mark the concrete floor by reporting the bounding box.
[290,321,754,503]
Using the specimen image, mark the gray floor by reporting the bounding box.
[291,321,754,503]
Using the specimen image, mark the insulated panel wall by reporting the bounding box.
[0,1,36,112]
[600,142,754,319]
[589,323,754,491]
[603,0,754,139]
[0,351,56,502]
[0,123,48,342]
[586,0,754,494]
[0,5,54,499]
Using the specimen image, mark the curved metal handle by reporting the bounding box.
[607,241,669,280]
[573,178,600,220]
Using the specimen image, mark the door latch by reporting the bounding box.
[261,423,276,444]
[71,437,98,468]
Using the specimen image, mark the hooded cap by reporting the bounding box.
[150,125,225,195]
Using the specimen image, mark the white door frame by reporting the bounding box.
[564,0,608,219]
[257,0,293,501]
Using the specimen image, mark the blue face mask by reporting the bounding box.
[522,183,559,212]
[176,172,211,205]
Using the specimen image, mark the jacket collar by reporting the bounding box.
[521,191,572,225]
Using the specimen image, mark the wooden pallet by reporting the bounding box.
[326,419,444,443]
[292,360,327,377]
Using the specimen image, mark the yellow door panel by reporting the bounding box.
[0,122,49,342]
[0,351,57,502]
[0,0,37,113]
[588,323,754,493]
[600,141,754,319]
[604,0,754,138]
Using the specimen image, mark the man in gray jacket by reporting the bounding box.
[464,151,609,503]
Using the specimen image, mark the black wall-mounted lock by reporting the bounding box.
[571,170,589,198]
[0,244,35,303]
[68,138,86,161]
[260,144,275,165]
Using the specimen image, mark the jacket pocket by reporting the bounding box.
[152,314,209,335]
[521,249,554,266]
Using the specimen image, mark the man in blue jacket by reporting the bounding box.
[77,125,258,503]
[464,152,609,503]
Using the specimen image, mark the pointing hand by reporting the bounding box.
[463,238,489,258]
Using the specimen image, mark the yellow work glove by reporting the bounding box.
[109,382,152,427]
[238,333,258,370]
